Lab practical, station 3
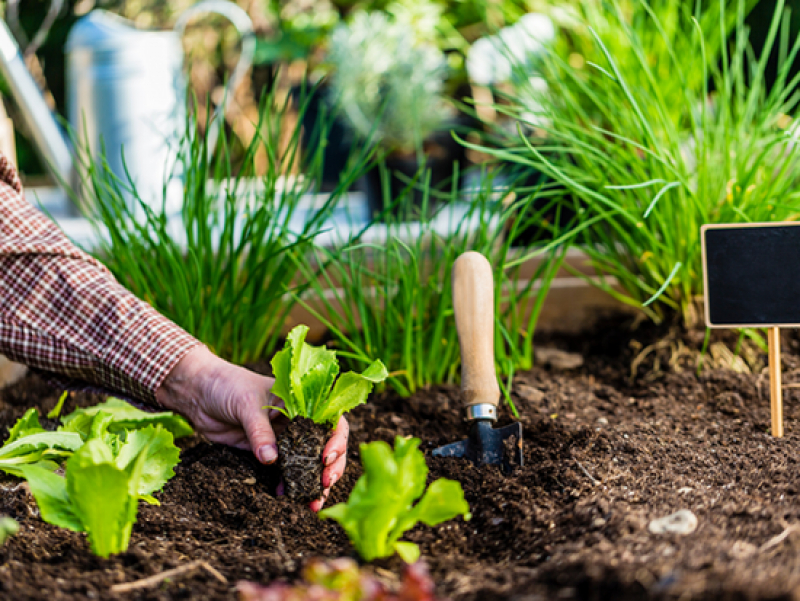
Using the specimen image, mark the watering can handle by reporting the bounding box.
[6,0,63,55]
[174,0,256,151]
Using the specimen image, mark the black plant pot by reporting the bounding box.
[362,115,475,220]
[291,84,355,193]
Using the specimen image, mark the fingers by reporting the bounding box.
[237,393,279,465]
[311,417,349,513]
[323,416,349,468]
[309,493,327,513]
[323,453,346,489]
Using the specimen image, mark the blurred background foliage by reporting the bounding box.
[1,0,799,179]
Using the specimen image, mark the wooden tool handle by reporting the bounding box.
[453,251,500,409]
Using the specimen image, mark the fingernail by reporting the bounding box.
[324,452,338,466]
[258,445,278,464]
[329,473,338,487]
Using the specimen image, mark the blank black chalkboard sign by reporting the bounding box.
[702,222,800,328]
[701,221,800,438]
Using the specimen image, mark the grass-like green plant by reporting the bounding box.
[269,324,388,427]
[292,166,572,403]
[320,436,470,564]
[78,84,375,364]
[472,0,800,327]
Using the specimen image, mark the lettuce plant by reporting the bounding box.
[270,325,388,427]
[17,424,175,557]
[320,436,470,563]
[1,399,192,557]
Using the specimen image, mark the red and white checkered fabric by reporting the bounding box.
[0,153,200,406]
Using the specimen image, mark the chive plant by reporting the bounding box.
[473,0,800,327]
[292,164,572,403]
[78,85,376,364]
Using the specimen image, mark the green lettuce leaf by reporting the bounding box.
[316,360,388,426]
[114,425,179,497]
[60,398,193,439]
[15,464,83,532]
[320,436,470,562]
[66,439,140,558]
[6,408,46,443]
[47,391,69,419]
[0,431,84,461]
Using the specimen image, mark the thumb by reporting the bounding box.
[237,397,278,465]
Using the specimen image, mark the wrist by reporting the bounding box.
[155,345,219,413]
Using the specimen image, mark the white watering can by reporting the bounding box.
[0,0,255,213]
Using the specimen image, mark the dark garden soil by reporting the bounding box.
[4,315,800,600]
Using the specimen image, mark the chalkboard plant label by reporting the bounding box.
[701,222,800,437]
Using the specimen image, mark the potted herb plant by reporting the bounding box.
[325,8,460,216]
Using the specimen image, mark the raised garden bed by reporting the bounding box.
[2,314,800,600]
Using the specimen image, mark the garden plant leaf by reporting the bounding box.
[5,407,46,443]
[15,465,83,532]
[114,425,180,498]
[66,438,139,558]
[60,398,193,438]
[0,430,84,477]
[320,436,470,562]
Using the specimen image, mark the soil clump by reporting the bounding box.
[277,416,328,503]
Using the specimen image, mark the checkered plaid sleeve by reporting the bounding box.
[0,153,201,406]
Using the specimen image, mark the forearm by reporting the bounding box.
[0,154,200,406]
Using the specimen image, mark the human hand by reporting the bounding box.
[155,345,348,510]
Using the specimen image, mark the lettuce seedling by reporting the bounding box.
[17,424,180,557]
[269,325,388,503]
[320,436,471,563]
[270,325,388,427]
[1,399,191,557]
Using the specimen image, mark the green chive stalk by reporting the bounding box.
[292,164,574,405]
[77,84,376,364]
[472,0,800,327]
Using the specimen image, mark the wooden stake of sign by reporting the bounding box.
[769,327,784,438]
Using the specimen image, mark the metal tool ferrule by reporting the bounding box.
[465,403,497,421]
